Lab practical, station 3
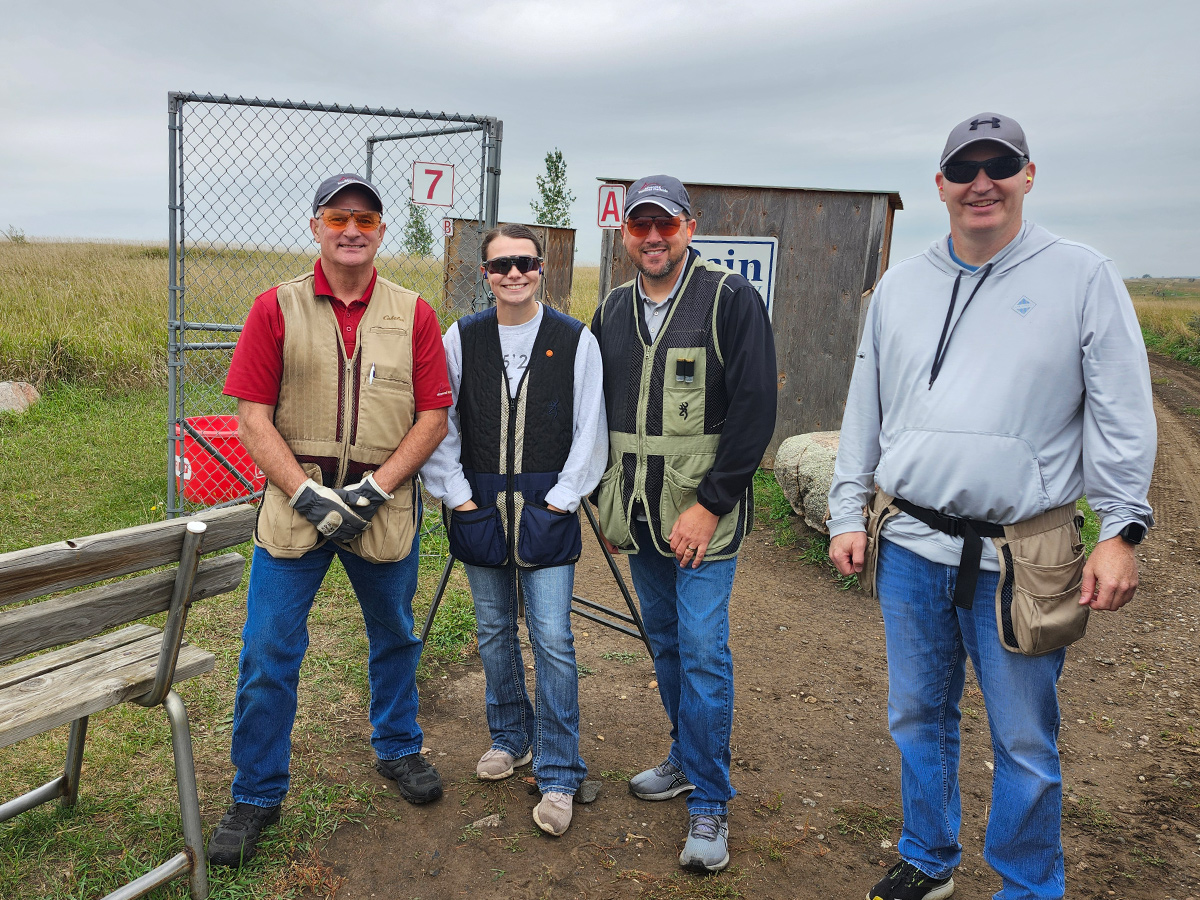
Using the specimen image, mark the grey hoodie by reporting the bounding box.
[828,222,1155,571]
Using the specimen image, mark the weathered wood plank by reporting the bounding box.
[0,504,255,608]
[0,552,245,664]
[0,633,214,748]
[0,625,160,690]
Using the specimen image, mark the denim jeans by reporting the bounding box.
[464,562,586,795]
[876,538,1067,900]
[626,519,738,817]
[231,536,423,807]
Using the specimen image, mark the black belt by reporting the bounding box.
[893,498,1004,610]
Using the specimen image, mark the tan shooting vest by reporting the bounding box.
[254,272,420,562]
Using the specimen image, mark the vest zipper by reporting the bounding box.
[336,355,355,487]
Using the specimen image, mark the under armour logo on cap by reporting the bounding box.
[970,117,1002,130]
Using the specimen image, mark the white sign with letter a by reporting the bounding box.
[691,235,778,320]
[597,183,625,229]
[412,162,455,208]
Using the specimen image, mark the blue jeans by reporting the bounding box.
[464,562,586,794]
[231,537,423,807]
[876,538,1067,900]
[626,519,738,817]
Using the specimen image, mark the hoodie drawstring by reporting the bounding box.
[929,263,993,389]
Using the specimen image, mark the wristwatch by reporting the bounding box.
[1118,522,1146,545]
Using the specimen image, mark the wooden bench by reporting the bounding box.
[0,504,256,900]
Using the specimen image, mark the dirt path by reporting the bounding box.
[307,353,1200,900]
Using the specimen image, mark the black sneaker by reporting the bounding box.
[206,802,281,868]
[376,753,443,804]
[868,860,954,900]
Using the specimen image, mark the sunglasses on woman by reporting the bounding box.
[940,156,1029,184]
[319,208,383,231]
[483,255,543,275]
[624,215,684,238]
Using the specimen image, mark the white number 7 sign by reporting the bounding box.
[412,162,455,208]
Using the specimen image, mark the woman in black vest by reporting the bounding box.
[421,224,608,836]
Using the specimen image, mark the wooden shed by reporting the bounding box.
[443,220,575,317]
[598,178,902,463]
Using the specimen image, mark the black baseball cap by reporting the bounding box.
[940,113,1030,167]
[312,173,383,216]
[624,175,692,217]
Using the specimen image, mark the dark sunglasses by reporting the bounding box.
[625,216,683,238]
[483,255,543,275]
[940,156,1029,184]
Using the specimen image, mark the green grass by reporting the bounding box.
[752,468,798,548]
[1129,277,1200,367]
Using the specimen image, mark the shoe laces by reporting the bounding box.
[891,861,934,887]
[654,761,682,777]
[542,791,572,811]
[225,804,273,831]
[480,748,512,764]
[689,814,723,842]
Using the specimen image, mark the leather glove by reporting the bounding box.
[340,473,393,523]
[288,478,370,542]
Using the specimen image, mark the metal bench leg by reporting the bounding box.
[62,716,88,808]
[164,690,208,900]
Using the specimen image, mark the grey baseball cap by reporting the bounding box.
[624,174,692,217]
[940,113,1030,168]
[312,173,383,216]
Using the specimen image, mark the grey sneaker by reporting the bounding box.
[679,813,730,872]
[476,747,533,781]
[629,761,695,800]
[532,790,573,836]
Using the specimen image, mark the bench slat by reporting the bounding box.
[0,504,256,608]
[0,625,160,690]
[0,552,245,665]
[0,628,215,748]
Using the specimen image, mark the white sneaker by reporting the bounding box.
[475,747,532,781]
[533,791,573,836]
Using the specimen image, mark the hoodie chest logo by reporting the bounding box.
[1012,296,1036,318]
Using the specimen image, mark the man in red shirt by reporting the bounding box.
[209,174,452,868]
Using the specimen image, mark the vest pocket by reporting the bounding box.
[254,463,325,559]
[518,503,582,568]
[660,463,740,555]
[662,348,706,437]
[597,462,634,550]
[349,479,417,563]
[449,503,509,567]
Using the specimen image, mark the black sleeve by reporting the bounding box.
[696,280,777,516]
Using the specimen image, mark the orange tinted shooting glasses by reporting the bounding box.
[625,215,683,238]
[319,208,383,231]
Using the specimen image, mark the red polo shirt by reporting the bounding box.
[224,259,452,410]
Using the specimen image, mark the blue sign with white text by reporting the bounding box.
[690,235,778,321]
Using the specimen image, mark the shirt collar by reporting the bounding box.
[314,258,378,306]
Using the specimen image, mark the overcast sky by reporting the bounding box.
[2,0,1196,276]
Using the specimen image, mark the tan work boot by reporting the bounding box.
[533,791,573,836]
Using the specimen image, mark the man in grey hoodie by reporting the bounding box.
[828,113,1155,900]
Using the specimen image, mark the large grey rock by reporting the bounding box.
[774,431,840,533]
[0,382,40,414]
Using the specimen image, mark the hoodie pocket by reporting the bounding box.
[876,428,1050,522]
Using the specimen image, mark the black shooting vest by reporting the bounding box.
[595,251,752,561]
[448,305,584,570]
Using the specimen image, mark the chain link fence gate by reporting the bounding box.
[166,93,501,518]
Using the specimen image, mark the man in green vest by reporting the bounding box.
[591,175,777,872]
[211,174,453,867]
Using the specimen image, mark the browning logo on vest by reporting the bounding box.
[255,271,420,563]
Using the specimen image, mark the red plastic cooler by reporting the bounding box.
[174,415,265,504]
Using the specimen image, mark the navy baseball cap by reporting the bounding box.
[624,175,692,217]
[940,113,1030,167]
[312,174,383,216]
